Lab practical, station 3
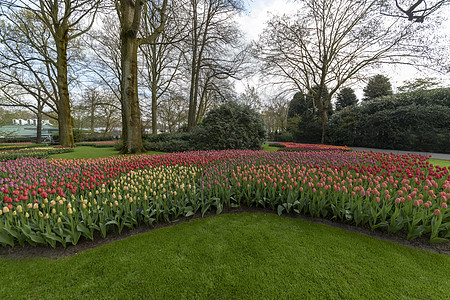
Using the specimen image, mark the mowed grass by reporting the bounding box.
[0,213,448,299]
[49,146,165,159]
[262,142,279,152]
[429,159,450,168]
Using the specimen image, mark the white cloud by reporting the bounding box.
[237,0,300,41]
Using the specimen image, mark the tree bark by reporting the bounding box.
[119,1,144,154]
[90,96,95,135]
[55,35,75,147]
[36,100,43,144]
[120,35,144,153]
[151,43,158,135]
[319,109,328,144]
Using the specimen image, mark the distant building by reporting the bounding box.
[12,119,51,126]
[0,119,58,139]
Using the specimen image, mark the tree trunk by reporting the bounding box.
[151,44,158,135]
[120,27,144,154]
[187,51,198,131]
[55,36,75,147]
[320,108,328,144]
[90,101,95,135]
[36,101,42,144]
[187,1,199,132]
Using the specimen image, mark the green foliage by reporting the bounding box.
[83,135,119,142]
[286,87,333,144]
[328,88,450,153]
[363,74,393,101]
[286,96,322,143]
[143,132,192,153]
[287,92,307,118]
[73,129,86,143]
[335,87,358,111]
[144,103,266,152]
[0,137,36,143]
[113,141,123,151]
[193,102,266,150]
[398,77,441,93]
[267,131,293,142]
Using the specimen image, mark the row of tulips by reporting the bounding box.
[0,150,449,247]
[0,145,30,151]
[272,142,351,151]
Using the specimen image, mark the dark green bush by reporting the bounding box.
[73,129,86,143]
[142,103,266,152]
[84,135,118,142]
[143,132,192,153]
[113,142,123,151]
[143,132,191,143]
[328,88,450,153]
[192,102,266,150]
[146,139,191,153]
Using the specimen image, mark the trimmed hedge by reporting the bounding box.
[327,88,450,153]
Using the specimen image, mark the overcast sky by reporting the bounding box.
[235,0,450,99]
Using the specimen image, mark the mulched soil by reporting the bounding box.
[1,207,449,259]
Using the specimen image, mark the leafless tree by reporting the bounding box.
[139,0,186,134]
[158,92,189,132]
[255,0,440,143]
[0,0,101,146]
[182,0,246,131]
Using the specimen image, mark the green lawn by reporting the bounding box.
[429,159,450,168]
[0,213,448,299]
[49,146,165,160]
[262,142,279,152]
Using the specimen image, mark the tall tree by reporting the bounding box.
[0,8,60,142]
[335,87,358,111]
[255,0,437,143]
[0,0,101,146]
[262,97,289,136]
[363,74,393,101]
[183,0,245,131]
[139,0,184,134]
[115,0,167,154]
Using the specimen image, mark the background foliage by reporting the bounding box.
[144,102,266,152]
[328,88,450,153]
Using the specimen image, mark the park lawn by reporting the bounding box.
[262,143,279,152]
[429,158,450,168]
[0,213,448,299]
[49,146,165,159]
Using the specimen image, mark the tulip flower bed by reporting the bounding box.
[272,142,351,151]
[0,150,449,247]
[0,147,74,162]
[0,144,30,151]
